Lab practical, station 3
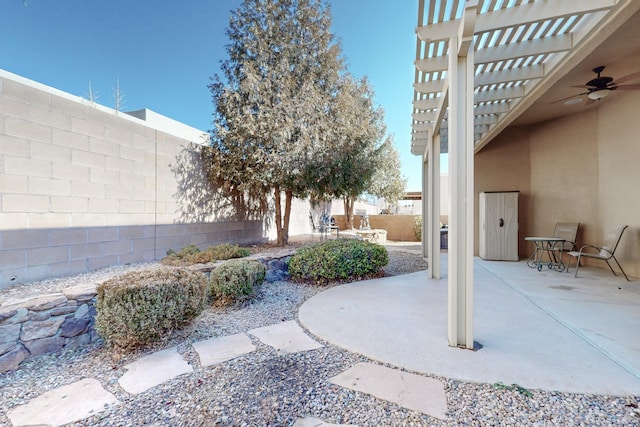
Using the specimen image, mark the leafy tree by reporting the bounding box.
[367,136,407,213]
[305,75,387,229]
[206,0,343,246]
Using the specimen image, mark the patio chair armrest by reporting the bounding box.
[577,244,611,256]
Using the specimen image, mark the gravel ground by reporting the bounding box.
[1,244,639,426]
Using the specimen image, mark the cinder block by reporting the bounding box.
[120,145,145,163]
[0,174,29,194]
[118,118,154,139]
[2,194,50,213]
[29,141,72,163]
[27,213,71,229]
[29,105,72,130]
[144,200,155,213]
[69,242,103,260]
[4,156,52,178]
[52,162,89,181]
[0,134,29,157]
[50,94,93,120]
[0,213,29,230]
[132,237,155,252]
[28,246,69,266]
[71,149,105,169]
[0,96,29,119]
[49,228,88,246]
[87,254,118,271]
[105,184,132,199]
[89,137,120,157]
[51,196,87,213]
[2,264,49,286]
[69,213,106,228]
[89,168,120,185]
[119,225,145,240]
[103,239,132,256]
[71,181,105,199]
[119,251,146,265]
[49,259,87,278]
[88,226,118,243]
[28,177,71,197]
[119,200,145,214]
[88,198,119,213]
[2,78,50,106]
[52,128,90,151]
[106,156,133,173]
[0,249,26,269]
[71,117,106,138]
[4,117,51,143]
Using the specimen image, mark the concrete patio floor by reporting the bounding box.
[299,250,640,396]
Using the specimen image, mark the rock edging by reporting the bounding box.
[0,254,293,373]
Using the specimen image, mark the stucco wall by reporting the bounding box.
[475,91,640,277]
[474,127,531,258]
[0,71,264,288]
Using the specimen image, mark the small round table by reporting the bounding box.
[524,237,566,272]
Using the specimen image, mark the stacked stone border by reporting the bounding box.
[0,251,294,373]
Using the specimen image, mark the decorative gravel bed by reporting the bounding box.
[1,244,638,426]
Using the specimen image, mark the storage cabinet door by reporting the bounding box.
[501,192,519,261]
[479,192,519,261]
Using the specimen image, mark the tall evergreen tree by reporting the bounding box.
[367,136,407,213]
[205,0,343,246]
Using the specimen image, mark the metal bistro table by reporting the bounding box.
[525,237,566,272]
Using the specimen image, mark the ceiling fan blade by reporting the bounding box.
[613,70,640,84]
[612,84,640,90]
[551,92,588,104]
[571,84,594,89]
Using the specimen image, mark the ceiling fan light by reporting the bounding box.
[588,90,608,100]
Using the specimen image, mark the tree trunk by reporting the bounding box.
[274,186,284,246]
[274,186,292,247]
[343,196,355,229]
[282,190,292,246]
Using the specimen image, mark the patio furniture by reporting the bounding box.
[550,222,580,270]
[309,212,339,240]
[566,225,629,280]
[525,236,567,271]
[321,212,340,239]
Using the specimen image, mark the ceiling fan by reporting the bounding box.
[552,65,640,105]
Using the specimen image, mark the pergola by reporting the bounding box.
[411,0,640,349]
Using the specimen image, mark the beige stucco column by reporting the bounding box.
[447,32,475,349]
[426,133,441,279]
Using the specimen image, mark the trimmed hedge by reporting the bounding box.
[288,239,388,285]
[161,243,250,266]
[95,268,208,350]
[209,259,266,306]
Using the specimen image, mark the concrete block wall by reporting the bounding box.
[0,70,264,288]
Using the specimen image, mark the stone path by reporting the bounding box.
[6,321,447,426]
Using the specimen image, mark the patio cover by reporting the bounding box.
[411,0,640,348]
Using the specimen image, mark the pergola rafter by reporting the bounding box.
[411,0,636,155]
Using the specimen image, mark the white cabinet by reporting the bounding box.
[479,191,519,261]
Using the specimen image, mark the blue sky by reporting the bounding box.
[1,0,424,191]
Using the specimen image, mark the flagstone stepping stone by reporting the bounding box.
[192,333,256,367]
[329,362,447,420]
[248,320,323,355]
[118,346,193,395]
[7,378,119,427]
[293,417,358,427]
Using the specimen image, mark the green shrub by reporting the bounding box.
[414,216,422,241]
[209,259,266,305]
[288,239,388,285]
[95,268,208,350]
[162,243,250,266]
